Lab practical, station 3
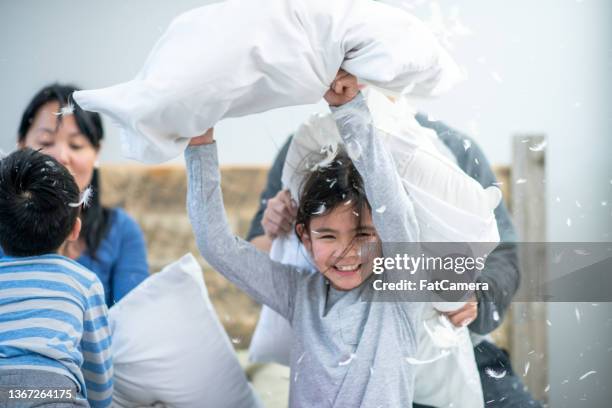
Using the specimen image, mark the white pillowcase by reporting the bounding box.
[411,307,484,408]
[110,253,262,408]
[283,88,502,243]
[73,0,462,163]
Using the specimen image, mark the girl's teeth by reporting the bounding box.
[336,265,358,271]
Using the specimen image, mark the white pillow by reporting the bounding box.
[73,0,462,163]
[411,307,484,407]
[110,253,262,408]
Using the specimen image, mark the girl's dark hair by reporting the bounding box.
[18,83,111,258]
[295,151,371,236]
[0,149,81,256]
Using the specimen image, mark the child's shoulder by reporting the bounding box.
[0,253,101,291]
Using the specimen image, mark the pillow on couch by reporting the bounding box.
[110,253,262,408]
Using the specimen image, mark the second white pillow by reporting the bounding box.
[110,254,262,408]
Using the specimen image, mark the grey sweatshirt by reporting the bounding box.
[186,94,423,407]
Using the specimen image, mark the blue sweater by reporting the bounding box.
[0,208,149,307]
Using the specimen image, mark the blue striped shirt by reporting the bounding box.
[0,254,113,408]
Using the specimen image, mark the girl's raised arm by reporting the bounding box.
[330,93,420,244]
[185,140,302,322]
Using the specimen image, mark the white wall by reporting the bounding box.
[1,1,611,406]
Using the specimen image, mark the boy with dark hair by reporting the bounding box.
[0,149,113,408]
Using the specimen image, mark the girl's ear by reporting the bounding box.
[296,223,313,253]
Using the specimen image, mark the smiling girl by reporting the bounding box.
[185,71,422,407]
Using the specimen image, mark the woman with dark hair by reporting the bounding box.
[0,83,149,307]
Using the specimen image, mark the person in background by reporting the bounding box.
[247,102,542,408]
[0,83,149,307]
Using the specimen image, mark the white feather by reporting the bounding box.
[68,186,94,208]
[338,353,356,366]
[53,101,75,117]
[485,368,507,379]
